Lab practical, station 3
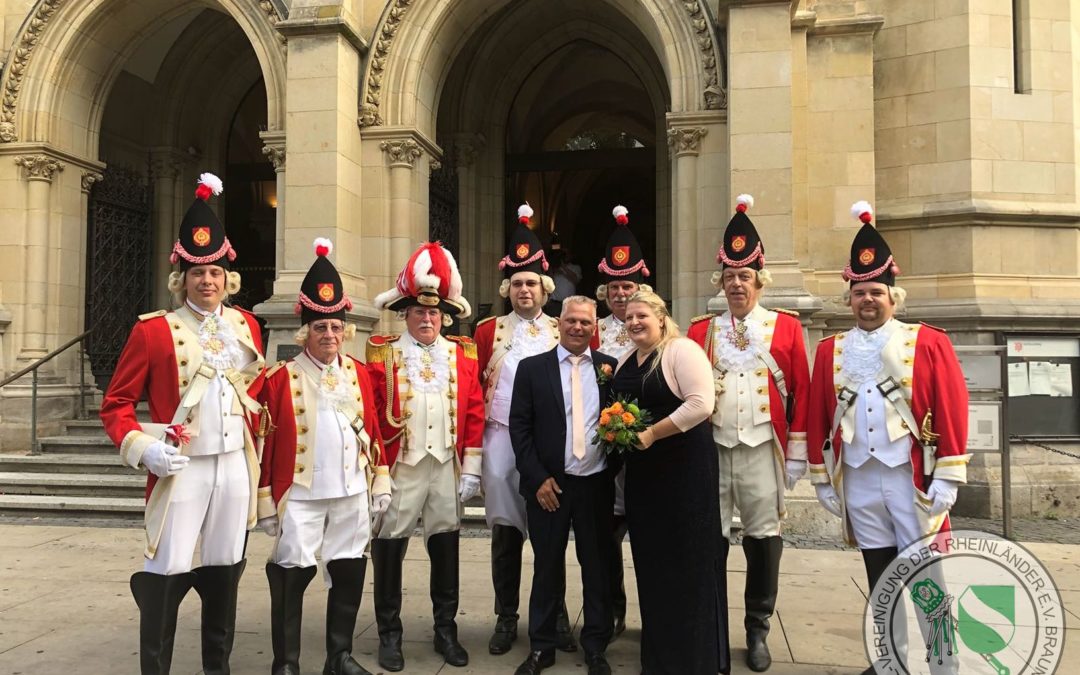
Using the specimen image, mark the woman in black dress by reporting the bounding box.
[611,290,730,675]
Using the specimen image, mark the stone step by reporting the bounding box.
[0,494,143,520]
[0,454,137,475]
[38,435,115,455]
[87,403,151,422]
[62,419,109,437]
[0,472,145,498]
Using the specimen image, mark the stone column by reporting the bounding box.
[260,131,287,273]
[380,138,425,275]
[666,126,706,324]
[716,0,821,324]
[262,4,379,361]
[14,154,64,361]
[149,149,184,308]
[453,134,484,299]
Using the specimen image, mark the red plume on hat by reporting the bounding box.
[375,241,472,318]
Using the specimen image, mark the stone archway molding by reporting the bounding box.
[359,0,726,134]
[0,0,287,145]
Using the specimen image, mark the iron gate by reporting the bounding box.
[85,164,153,390]
[428,153,459,256]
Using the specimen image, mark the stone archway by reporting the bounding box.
[360,0,728,324]
[0,0,286,380]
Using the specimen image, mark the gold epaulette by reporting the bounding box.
[920,321,946,333]
[447,335,478,360]
[138,310,167,322]
[690,313,716,324]
[547,316,559,328]
[365,335,400,363]
[265,360,287,379]
[775,308,800,318]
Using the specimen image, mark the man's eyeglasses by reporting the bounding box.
[311,322,345,335]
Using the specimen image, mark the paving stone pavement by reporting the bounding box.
[0,521,1076,674]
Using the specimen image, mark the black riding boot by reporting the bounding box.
[323,558,373,675]
[428,530,469,666]
[488,524,524,655]
[130,571,197,675]
[743,536,783,672]
[372,537,409,672]
[266,563,316,675]
[192,559,247,675]
[861,547,900,675]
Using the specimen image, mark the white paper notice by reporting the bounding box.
[1028,361,1054,396]
[1050,363,1073,397]
[1008,362,1030,397]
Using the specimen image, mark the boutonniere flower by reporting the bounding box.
[596,363,613,384]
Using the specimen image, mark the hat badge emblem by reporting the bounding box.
[612,246,630,266]
[858,247,875,266]
[731,235,747,253]
[516,243,530,259]
[192,227,211,247]
[317,283,335,302]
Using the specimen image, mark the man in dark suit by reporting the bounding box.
[509,295,619,675]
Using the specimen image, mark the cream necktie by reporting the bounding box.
[569,354,586,460]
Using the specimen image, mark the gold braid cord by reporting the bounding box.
[256,404,275,438]
[382,349,408,445]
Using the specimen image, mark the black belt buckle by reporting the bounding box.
[837,386,857,406]
[877,377,901,398]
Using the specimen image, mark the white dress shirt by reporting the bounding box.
[183,301,252,456]
[399,333,454,465]
[289,352,366,500]
[557,345,606,476]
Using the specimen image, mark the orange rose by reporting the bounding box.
[610,402,624,414]
[621,412,635,425]
[600,413,611,426]
[604,431,616,442]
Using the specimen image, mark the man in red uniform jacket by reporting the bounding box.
[100,173,266,675]
[686,194,810,672]
[253,238,389,675]
[807,202,969,674]
[366,241,485,672]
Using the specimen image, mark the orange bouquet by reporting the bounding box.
[592,395,652,455]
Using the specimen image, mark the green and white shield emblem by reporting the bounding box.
[957,585,1015,654]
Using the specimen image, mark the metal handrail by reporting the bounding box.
[0,329,93,454]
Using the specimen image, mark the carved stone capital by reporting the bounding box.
[15,154,65,182]
[262,144,286,170]
[380,139,423,168]
[430,158,442,172]
[80,171,104,194]
[666,127,708,156]
[149,151,184,180]
[452,134,485,168]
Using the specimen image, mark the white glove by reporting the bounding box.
[371,493,392,516]
[815,483,843,518]
[927,479,959,516]
[784,459,807,490]
[141,441,189,478]
[257,515,279,537]
[458,474,481,503]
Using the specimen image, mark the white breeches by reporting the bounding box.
[718,441,781,539]
[843,459,923,550]
[375,453,460,540]
[481,422,527,534]
[272,493,371,569]
[144,451,250,575]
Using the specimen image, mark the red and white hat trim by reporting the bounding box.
[170,238,237,266]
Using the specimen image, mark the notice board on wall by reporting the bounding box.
[1006,336,1080,438]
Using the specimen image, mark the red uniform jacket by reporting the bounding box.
[100,306,264,500]
[686,309,810,458]
[253,355,388,518]
[365,335,485,475]
[807,322,970,483]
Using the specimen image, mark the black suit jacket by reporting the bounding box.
[509,346,620,500]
